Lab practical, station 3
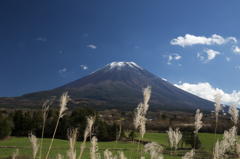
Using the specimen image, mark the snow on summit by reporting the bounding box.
[107,62,143,70]
[90,61,143,74]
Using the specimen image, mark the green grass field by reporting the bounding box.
[0,133,225,159]
[128,132,224,151]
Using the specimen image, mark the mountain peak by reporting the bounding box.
[26,61,215,112]
[103,61,143,71]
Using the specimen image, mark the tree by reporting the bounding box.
[121,111,126,117]
[47,109,54,119]
[57,115,70,139]
[70,108,99,140]
[23,111,32,135]
[97,122,108,141]
[0,112,11,139]
[109,123,125,140]
[162,114,167,120]
[128,131,137,141]
[13,110,24,136]
[32,110,43,137]
[181,132,201,149]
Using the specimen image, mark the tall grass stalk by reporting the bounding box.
[136,137,141,159]
[56,153,64,159]
[133,86,151,159]
[104,149,113,159]
[182,149,194,159]
[129,129,136,159]
[29,132,39,159]
[113,125,121,153]
[12,149,19,159]
[139,118,146,159]
[173,127,182,154]
[78,116,95,159]
[212,94,224,159]
[67,127,78,159]
[166,127,182,158]
[90,136,101,159]
[166,127,174,159]
[229,102,239,126]
[194,109,202,151]
[142,142,163,159]
[118,151,127,159]
[228,102,239,155]
[213,125,237,158]
[39,98,55,159]
[236,142,240,159]
[45,92,70,159]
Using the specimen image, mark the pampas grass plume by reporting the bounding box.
[173,128,182,150]
[12,149,19,159]
[182,149,194,159]
[213,94,225,122]
[143,142,163,159]
[139,117,146,139]
[78,116,96,159]
[104,149,113,159]
[118,151,127,159]
[67,128,78,159]
[229,102,239,125]
[29,132,39,159]
[166,127,174,148]
[142,86,151,112]
[59,92,70,118]
[56,153,64,159]
[90,136,101,159]
[194,109,203,134]
[46,92,70,159]
[84,116,95,139]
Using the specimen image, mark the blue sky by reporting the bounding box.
[1,0,240,105]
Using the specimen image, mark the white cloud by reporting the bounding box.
[233,46,240,54]
[59,68,67,77]
[163,53,182,65]
[174,54,182,60]
[226,57,230,61]
[162,78,167,81]
[59,68,66,73]
[87,45,97,49]
[197,53,204,61]
[178,81,182,84]
[174,82,240,104]
[59,51,62,54]
[35,37,47,41]
[236,66,240,69]
[135,46,140,49]
[84,34,88,37]
[81,65,88,70]
[178,64,182,66]
[170,34,237,47]
[197,49,220,63]
[204,48,220,61]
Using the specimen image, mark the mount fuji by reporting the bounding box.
[8,62,215,111]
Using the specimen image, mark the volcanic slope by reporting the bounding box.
[31,61,214,111]
[18,62,216,111]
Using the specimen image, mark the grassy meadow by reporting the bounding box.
[0,132,225,159]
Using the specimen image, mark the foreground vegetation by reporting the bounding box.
[0,133,224,158]
[0,87,240,159]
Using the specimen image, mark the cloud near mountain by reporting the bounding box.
[174,82,240,105]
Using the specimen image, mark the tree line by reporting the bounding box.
[0,108,125,141]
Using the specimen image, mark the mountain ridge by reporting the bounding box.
[0,61,216,111]
[54,61,215,111]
